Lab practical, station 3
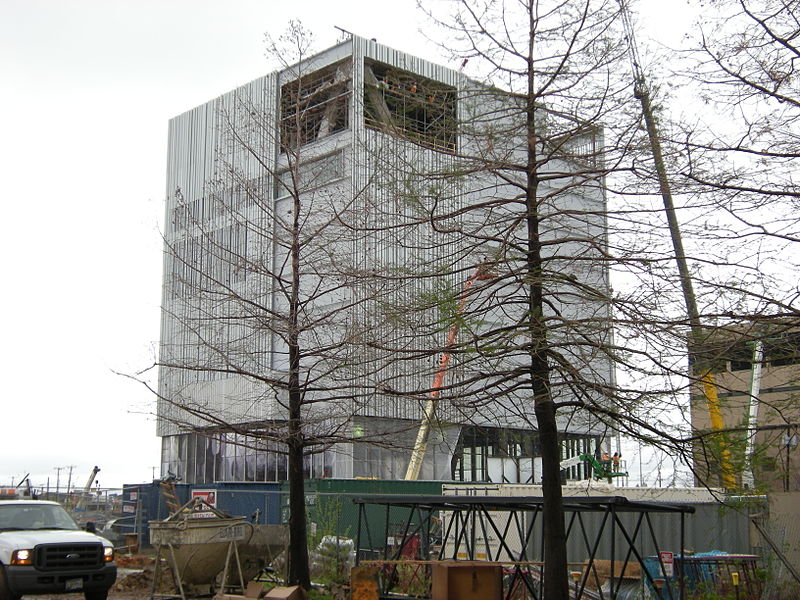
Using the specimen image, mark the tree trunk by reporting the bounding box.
[525,192,569,598]
[534,392,569,599]
[525,157,569,600]
[286,386,310,588]
[285,160,310,589]
[526,15,568,595]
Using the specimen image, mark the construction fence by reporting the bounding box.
[118,480,753,557]
[120,479,443,550]
[107,480,800,598]
[753,492,800,599]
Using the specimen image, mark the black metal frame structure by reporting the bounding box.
[353,494,695,600]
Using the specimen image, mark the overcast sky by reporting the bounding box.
[0,0,694,490]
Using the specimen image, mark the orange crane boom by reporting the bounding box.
[405,266,494,480]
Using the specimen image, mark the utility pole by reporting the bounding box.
[54,466,63,498]
[639,441,644,486]
[66,465,75,495]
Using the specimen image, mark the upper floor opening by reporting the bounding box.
[280,59,352,152]
[364,59,457,153]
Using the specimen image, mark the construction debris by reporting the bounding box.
[111,559,176,594]
[115,554,155,569]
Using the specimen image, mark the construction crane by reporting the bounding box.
[617,0,735,489]
[405,265,495,480]
[75,466,100,511]
[15,474,33,498]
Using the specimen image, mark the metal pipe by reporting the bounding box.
[742,341,764,489]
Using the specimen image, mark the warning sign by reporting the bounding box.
[659,551,674,578]
[190,489,218,518]
[192,489,217,506]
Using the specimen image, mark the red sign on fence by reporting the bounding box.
[659,551,674,578]
[190,489,217,519]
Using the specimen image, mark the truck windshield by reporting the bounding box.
[0,504,80,531]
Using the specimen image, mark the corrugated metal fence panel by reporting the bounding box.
[440,503,753,566]
[444,483,753,559]
[305,478,444,496]
[199,482,283,525]
[122,482,162,546]
[761,492,800,598]
[128,479,753,565]
[130,479,448,548]
[559,503,752,562]
[300,479,446,544]
[148,482,284,524]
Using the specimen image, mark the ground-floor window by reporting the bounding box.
[451,426,600,483]
[160,431,335,483]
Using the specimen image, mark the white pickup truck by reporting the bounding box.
[0,492,116,600]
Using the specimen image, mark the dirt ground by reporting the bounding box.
[20,555,167,600]
[17,555,343,600]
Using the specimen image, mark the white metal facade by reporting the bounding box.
[157,37,613,483]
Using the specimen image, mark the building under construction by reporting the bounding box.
[156,36,614,485]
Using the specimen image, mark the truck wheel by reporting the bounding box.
[84,590,109,600]
[0,567,20,600]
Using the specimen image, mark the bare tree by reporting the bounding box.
[355,2,646,597]
[678,0,800,289]
[144,4,800,595]
[366,0,800,593]
[152,23,392,588]
[668,0,800,488]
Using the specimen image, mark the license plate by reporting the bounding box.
[65,578,83,591]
